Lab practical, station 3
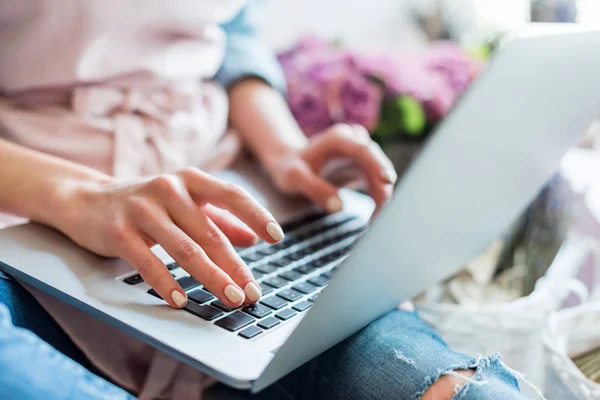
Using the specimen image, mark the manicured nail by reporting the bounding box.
[326,195,343,213]
[266,221,284,242]
[171,290,187,307]
[383,169,397,184]
[224,285,244,304]
[244,282,262,302]
[384,185,394,200]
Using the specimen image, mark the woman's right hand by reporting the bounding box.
[55,167,285,309]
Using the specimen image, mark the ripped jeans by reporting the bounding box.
[0,277,527,400]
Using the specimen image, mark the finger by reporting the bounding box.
[373,184,395,217]
[203,204,258,248]
[166,195,261,304]
[309,127,389,209]
[350,124,397,185]
[116,231,186,308]
[287,162,343,214]
[131,200,246,308]
[178,168,285,244]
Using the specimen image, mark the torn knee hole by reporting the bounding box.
[420,369,479,400]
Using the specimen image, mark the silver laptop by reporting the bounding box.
[1,24,599,392]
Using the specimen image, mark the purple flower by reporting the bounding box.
[358,52,459,121]
[327,73,383,131]
[426,42,479,94]
[287,80,332,136]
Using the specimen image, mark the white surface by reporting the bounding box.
[260,0,427,51]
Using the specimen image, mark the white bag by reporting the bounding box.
[415,235,590,392]
[544,303,600,399]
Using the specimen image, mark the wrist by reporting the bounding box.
[260,144,302,177]
[41,174,113,232]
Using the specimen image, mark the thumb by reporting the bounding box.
[293,164,343,214]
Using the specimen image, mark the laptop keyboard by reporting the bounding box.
[124,211,367,339]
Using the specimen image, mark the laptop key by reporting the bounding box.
[187,289,214,304]
[215,311,255,332]
[259,283,273,296]
[308,275,329,287]
[242,253,262,263]
[275,308,297,321]
[281,212,328,232]
[243,304,272,319]
[270,257,292,268]
[251,270,265,280]
[292,301,312,312]
[321,269,335,279]
[311,258,328,268]
[260,296,288,310]
[279,270,302,282]
[211,300,237,312]
[238,325,263,339]
[292,282,318,294]
[183,303,223,321]
[166,263,181,271]
[147,288,161,299]
[277,289,303,302]
[257,316,281,330]
[177,276,200,291]
[253,263,278,274]
[263,277,287,289]
[294,264,316,275]
[286,252,305,261]
[124,274,143,285]
[258,246,279,256]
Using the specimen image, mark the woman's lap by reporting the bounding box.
[0,276,95,369]
[0,277,133,400]
[207,309,527,400]
[0,277,526,399]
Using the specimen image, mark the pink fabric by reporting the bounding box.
[0,0,248,398]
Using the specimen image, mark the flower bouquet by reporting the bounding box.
[278,37,485,173]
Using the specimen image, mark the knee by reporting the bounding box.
[421,369,475,400]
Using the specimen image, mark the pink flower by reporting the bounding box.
[287,80,332,136]
[326,73,383,131]
[426,42,477,94]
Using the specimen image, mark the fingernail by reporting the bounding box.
[266,221,284,242]
[384,185,394,200]
[244,282,262,302]
[171,290,187,307]
[383,169,397,184]
[326,195,343,213]
[224,285,244,304]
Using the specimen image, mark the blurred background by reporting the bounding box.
[262,0,600,50]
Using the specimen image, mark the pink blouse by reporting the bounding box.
[0,1,259,398]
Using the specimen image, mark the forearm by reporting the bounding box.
[0,138,110,228]
[228,78,307,172]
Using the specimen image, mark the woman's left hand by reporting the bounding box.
[265,123,398,215]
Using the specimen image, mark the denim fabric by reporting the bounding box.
[215,0,287,94]
[0,277,527,399]
[208,309,529,400]
[0,306,134,399]
[0,277,95,372]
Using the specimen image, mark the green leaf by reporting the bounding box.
[396,96,426,137]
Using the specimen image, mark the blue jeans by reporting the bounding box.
[0,277,527,400]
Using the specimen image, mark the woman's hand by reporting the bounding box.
[56,167,285,309]
[264,124,398,214]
